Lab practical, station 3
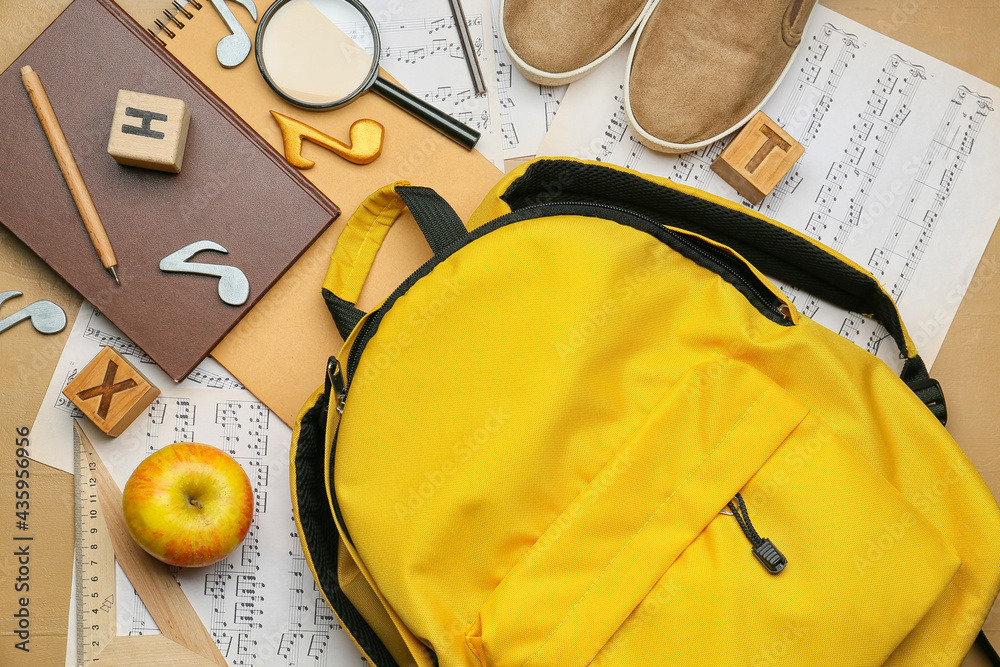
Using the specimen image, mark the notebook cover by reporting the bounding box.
[0,0,340,381]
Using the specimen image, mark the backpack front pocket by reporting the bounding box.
[465,358,960,667]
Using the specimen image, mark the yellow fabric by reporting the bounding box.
[302,159,1000,667]
[322,182,411,304]
[337,538,418,666]
[288,387,379,667]
[466,159,917,358]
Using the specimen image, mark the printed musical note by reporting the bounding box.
[537,3,1000,373]
[365,1,504,167]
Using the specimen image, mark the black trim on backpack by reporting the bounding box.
[294,394,399,667]
[323,292,367,340]
[396,185,467,253]
[501,160,913,360]
[901,355,947,425]
[501,160,948,422]
[977,630,1000,667]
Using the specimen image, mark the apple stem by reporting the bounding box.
[188,497,204,510]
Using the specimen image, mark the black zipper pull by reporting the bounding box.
[727,493,787,574]
[326,356,348,414]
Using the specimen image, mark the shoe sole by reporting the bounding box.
[623,0,803,154]
[499,0,656,86]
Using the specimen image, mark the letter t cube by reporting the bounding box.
[711,111,804,205]
[107,90,190,173]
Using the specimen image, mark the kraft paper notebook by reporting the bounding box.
[0,0,340,382]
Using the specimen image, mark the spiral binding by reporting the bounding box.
[147,0,203,46]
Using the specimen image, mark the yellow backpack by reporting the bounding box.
[290,158,1000,666]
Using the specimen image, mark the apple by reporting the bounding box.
[122,443,253,567]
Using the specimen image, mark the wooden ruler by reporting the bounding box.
[74,420,117,663]
[73,421,226,666]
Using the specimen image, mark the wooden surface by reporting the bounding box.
[710,111,804,205]
[78,424,227,666]
[63,345,159,437]
[20,64,119,273]
[0,0,997,664]
[107,89,191,173]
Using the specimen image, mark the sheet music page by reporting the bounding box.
[364,0,505,168]
[539,5,1000,370]
[31,302,246,474]
[488,0,566,158]
[75,392,363,665]
[33,300,363,664]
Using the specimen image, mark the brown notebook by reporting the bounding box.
[0,0,340,381]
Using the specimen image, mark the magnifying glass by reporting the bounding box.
[255,0,481,150]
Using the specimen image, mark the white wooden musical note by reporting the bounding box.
[159,241,251,306]
[207,0,258,68]
[0,290,67,335]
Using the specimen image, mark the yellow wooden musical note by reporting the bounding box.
[270,111,384,168]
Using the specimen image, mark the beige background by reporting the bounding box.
[0,0,997,664]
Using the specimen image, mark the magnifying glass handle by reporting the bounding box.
[372,77,481,151]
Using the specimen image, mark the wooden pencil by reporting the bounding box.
[21,65,120,285]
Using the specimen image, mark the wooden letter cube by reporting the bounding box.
[63,346,160,437]
[711,111,804,205]
[107,90,190,173]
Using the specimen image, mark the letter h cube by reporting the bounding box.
[107,90,190,173]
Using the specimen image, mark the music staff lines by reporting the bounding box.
[491,16,562,153]
[54,368,85,416]
[278,523,337,664]
[672,140,728,190]
[801,54,925,259]
[862,86,993,355]
[206,400,270,664]
[765,23,859,219]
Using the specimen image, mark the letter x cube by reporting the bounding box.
[107,90,190,173]
[63,346,160,437]
[711,111,804,205]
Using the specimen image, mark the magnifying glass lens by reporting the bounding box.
[257,0,480,148]
[259,0,376,106]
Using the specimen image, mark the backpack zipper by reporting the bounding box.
[501,202,790,322]
[726,493,787,574]
[326,356,348,414]
[344,201,791,388]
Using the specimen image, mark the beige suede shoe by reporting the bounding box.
[500,0,656,85]
[625,0,817,153]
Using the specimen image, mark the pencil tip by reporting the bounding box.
[108,266,120,285]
